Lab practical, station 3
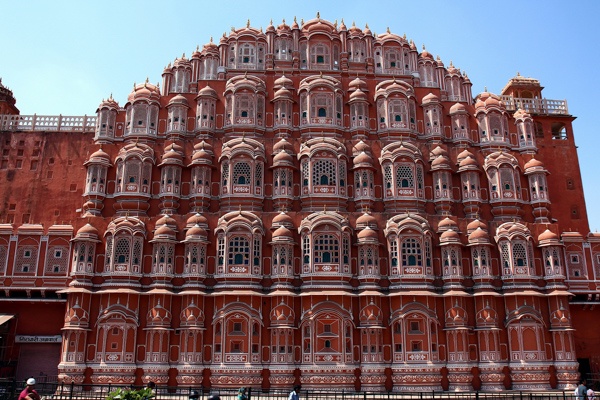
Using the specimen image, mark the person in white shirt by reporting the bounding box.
[288,385,301,400]
[588,385,596,400]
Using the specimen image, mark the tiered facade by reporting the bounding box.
[0,15,598,392]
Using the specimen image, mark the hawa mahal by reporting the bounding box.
[0,14,598,392]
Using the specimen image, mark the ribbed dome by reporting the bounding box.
[97,96,119,110]
[128,81,160,103]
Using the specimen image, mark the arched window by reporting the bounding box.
[228,236,250,266]
[402,238,422,266]
[310,43,330,69]
[313,234,339,264]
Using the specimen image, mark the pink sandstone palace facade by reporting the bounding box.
[0,15,598,392]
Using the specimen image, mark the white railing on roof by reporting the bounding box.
[500,96,569,115]
[0,114,96,132]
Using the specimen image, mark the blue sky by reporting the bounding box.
[2,0,600,231]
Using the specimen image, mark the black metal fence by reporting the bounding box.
[0,381,579,400]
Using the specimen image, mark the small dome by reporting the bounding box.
[467,219,488,232]
[274,74,293,89]
[194,140,213,152]
[272,212,294,227]
[349,87,368,101]
[147,303,171,326]
[273,138,293,153]
[475,91,503,110]
[356,212,377,228]
[273,151,294,165]
[75,223,99,239]
[538,229,558,242]
[180,302,205,327]
[440,229,461,243]
[97,96,119,111]
[129,81,161,103]
[362,24,372,35]
[162,149,183,163]
[156,214,177,227]
[438,217,458,231]
[273,225,293,239]
[359,303,383,326]
[270,303,295,326]
[457,149,474,160]
[431,155,451,169]
[431,146,447,158]
[65,302,90,325]
[353,151,374,166]
[449,102,467,114]
[187,213,208,227]
[422,92,439,104]
[459,156,479,168]
[154,224,176,238]
[352,140,370,155]
[192,148,212,162]
[89,148,110,161]
[468,227,489,243]
[420,47,434,60]
[168,94,189,107]
[357,226,378,240]
[273,86,293,99]
[197,84,217,98]
[513,108,531,120]
[524,157,544,170]
[349,76,367,92]
[173,55,190,68]
[186,224,207,238]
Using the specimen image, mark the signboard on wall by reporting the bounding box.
[15,335,62,343]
